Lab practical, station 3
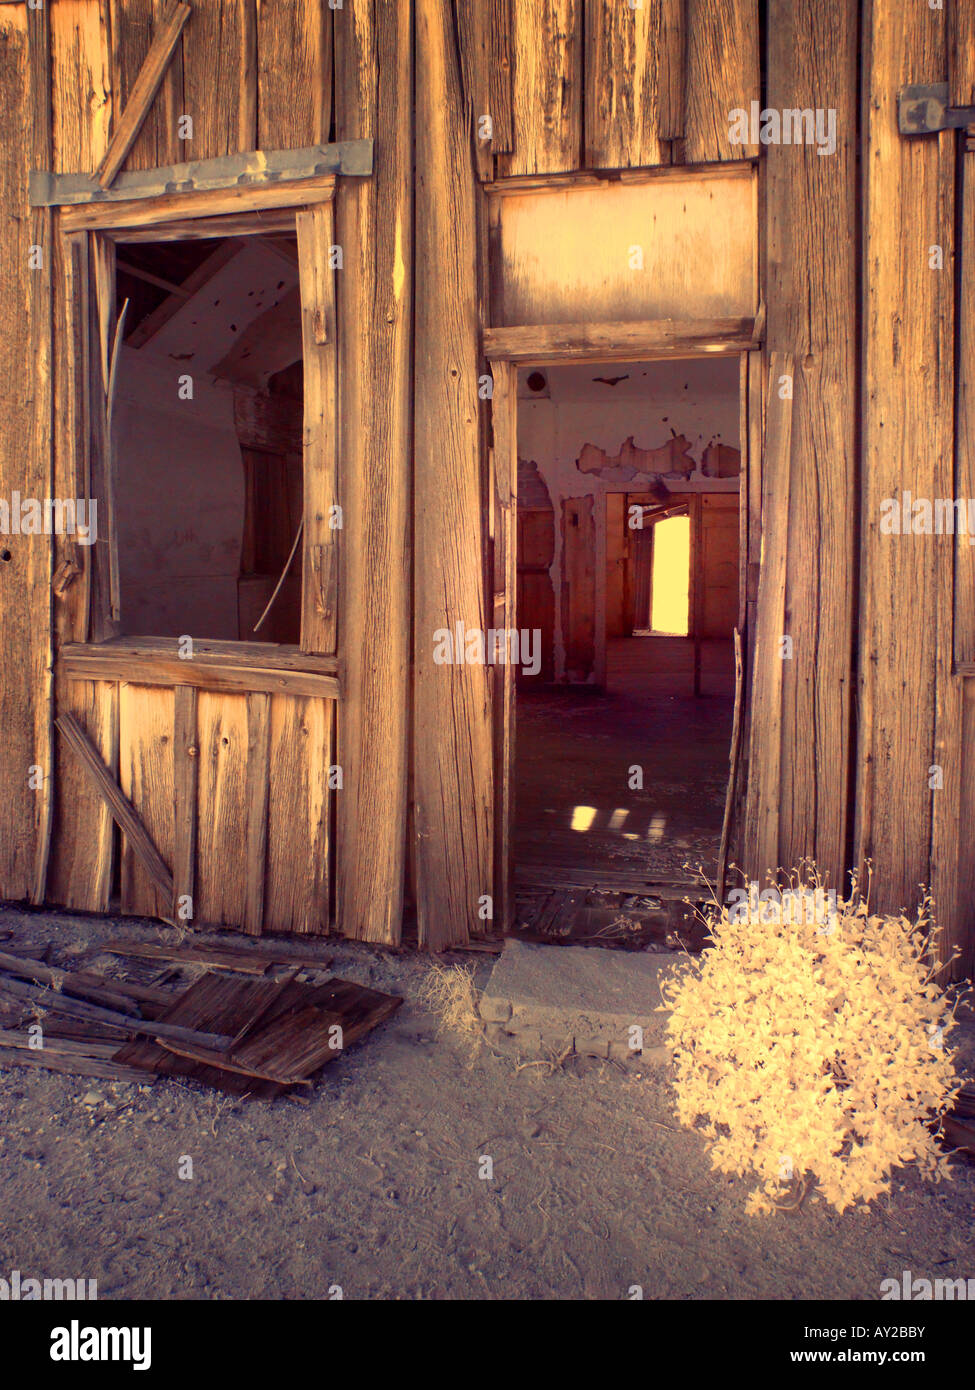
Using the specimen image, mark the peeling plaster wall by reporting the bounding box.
[516,358,741,684]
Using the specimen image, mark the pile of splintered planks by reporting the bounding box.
[0,938,401,1099]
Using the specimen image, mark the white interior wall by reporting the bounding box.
[517,357,741,682]
[113,240,301,640]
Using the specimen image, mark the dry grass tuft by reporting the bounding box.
[418,962,484,1062]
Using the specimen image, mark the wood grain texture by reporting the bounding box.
[0,6,53,902]
[99,0,189,186]
[584,0,665,169]
[501,0,581,175]
[296,203,338,655]
[683,0,759,163]
[856,0,955,929]
[48,681,117,913]
[27,0,54,902]
[172,684,198,924]
[59,175,334,233]
[743,353,793,879]
[265,694,330,934]
[51,0,112,174]
[257,0,331,150]
[489,0,514,154]
[243,691,270,934]
[954,66,975,664]
[949,0,975,107]
[413,0,493,947]
[490,361,517,930]
[108,0,186,171]
[195,691,249,927]
[657,0,686,144]
[181,0,257,160]
[118,683,176,919]
[484,317,757,363]
[765,0,857,890]
[333,0,412,943]
[492,170,757,328]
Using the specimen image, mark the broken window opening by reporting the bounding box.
[111,231,304,645]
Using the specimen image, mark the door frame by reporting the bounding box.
[487,326,762,925]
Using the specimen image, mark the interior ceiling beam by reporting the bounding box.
[115,258,190,298]
[127,238,243,350]
[30,141,373,209]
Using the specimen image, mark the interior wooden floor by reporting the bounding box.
[514,637,735,902]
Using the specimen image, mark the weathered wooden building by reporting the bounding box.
[0,0,973,976]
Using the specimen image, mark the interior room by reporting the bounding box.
[113,232,304,646]
[514,357,741,904]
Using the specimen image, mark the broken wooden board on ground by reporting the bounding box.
[103,937,335,976]
[114,970,401,1096]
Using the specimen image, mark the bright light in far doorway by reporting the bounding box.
[651,515,690,635]
[647,814,667,842]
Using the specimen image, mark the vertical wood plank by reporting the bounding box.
[243,691,270,935]
[0,6,54,903]
[257,0,331,150]
[857,0,955,934]
[27,0,54,902]
[657,0,686,146]
[181,0,257,160]
[502,0,581,175]
[584,0,666,170]
[765,0,857,889]
[49,681,117,912]
[489,0,514,154]
[333,0,412,944]
[414,0,493,947]
[195,691,249,927]
[296,202,338,656]
[490,361,517,931]
[265,694,330,934]
[108,0,185,172]
[743,352,793,879]
[455,0,494,180]
[51,0,112,174]
[684,0,759,164]
[119,684,176,920]
[172,684,198,924]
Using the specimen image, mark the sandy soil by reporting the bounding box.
[0,904,972,1301]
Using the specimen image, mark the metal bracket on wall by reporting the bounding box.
[29,141,374,209]
[898,84,975,135]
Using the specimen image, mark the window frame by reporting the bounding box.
[54,173,339,690]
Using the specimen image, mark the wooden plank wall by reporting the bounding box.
[951,0,975,978]
[30,0,343,937]
[0,4,54,905]
[413,0,494,948]
[856,0,957,960]
[333,0,413,945]
[757,0,857,890]
[454,0,761,179]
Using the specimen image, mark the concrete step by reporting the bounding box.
[479,939,692,1063]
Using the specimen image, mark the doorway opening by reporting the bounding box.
[511,356,743,946]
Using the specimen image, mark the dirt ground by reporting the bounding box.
[0,904,973,1302]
